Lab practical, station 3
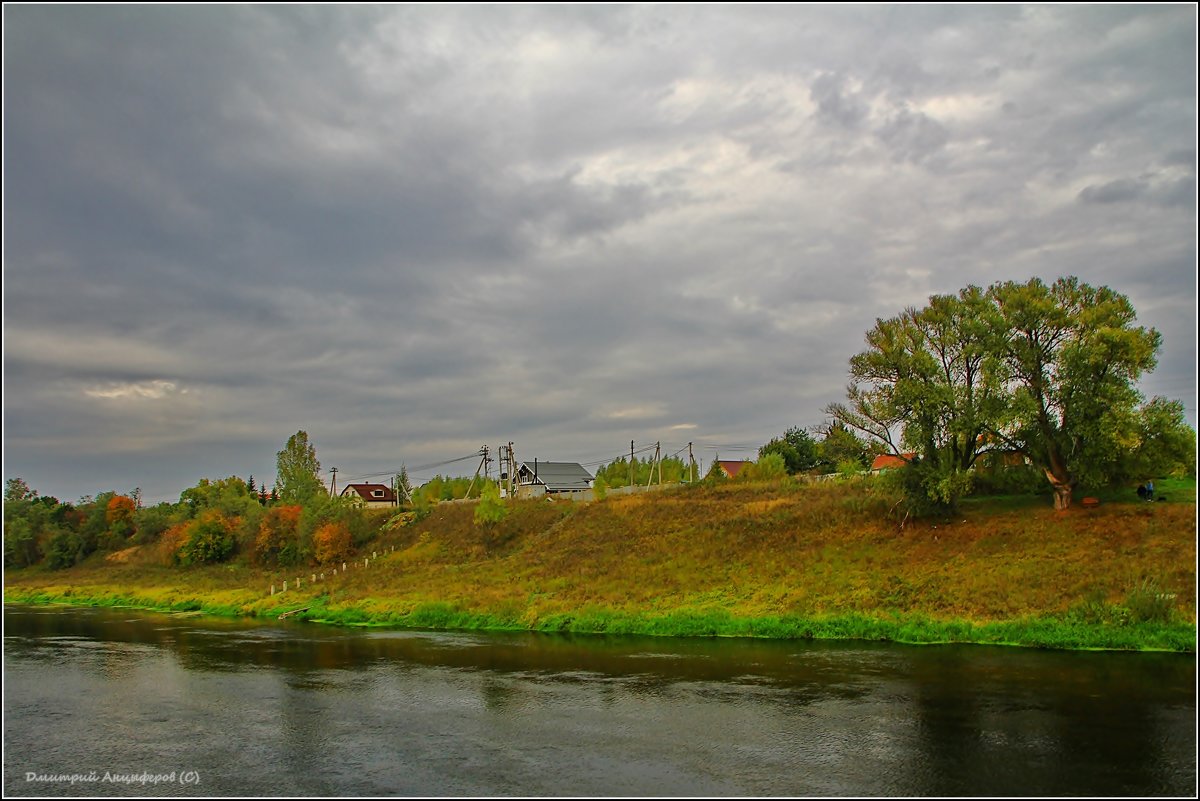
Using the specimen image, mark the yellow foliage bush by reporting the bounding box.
[313,521,352,565]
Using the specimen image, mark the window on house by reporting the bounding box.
[372,490,384,498]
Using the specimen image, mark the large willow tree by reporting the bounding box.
[831,277,1178,511]
[987,277,1161,510]
[827,285,1006,512]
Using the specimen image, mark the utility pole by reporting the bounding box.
[508,441,516,498]
[630,440,634,489]
[646,442,660,488]
[498,443,507,496]
[499,441,518,498]
[465,445,489,499]
[688,442,695,483]
[499,443,513,494]
[329,467,338,498]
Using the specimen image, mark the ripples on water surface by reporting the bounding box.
[3,605,1195,796]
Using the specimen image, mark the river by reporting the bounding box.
[2,605,1194,796]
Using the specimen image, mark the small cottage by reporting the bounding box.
[515,461,594,496]
[340,483,398,508]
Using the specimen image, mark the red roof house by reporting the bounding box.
[715,460,751,479]
[340,483,397,508]
[870,453,916,472]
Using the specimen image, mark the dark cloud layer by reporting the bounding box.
[4,5,1196,503]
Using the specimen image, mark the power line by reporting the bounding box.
[577,444,657,468]
[340,453,481,484]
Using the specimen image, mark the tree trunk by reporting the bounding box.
[1045,468,1073,510]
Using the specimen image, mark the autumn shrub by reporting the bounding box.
[382,511,419,531]
[878,462,969,518]
[313,521,353,565]
[837,458,864,479]
[131,503,183,545]
[255,505,303,566]
[474,483,509,526]
[44,529,85,570]
[233,503,265,558]
[106,494,136,531]
[3,518,40,568]
[178,511,236,565]
[737,453,787,482]
[1125,577,1176,624]
[971,464,1045,497]
[93,494,137,551]
[295,495,374,557]
[155,522,191,566]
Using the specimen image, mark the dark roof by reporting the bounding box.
[341,483,396,502]
[518,461,594,491]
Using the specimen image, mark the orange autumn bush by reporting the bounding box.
[313,521,352,565]
[254,505,303,567]
[155,522,191,566]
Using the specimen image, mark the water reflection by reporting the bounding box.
[3,605,1195,797]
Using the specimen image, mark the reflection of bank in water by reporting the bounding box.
[2,603,1195,798]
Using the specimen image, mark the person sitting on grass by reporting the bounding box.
[1146,479,1155,501]
[1137,484,1148,500]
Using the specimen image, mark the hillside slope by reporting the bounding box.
[6,480,1196,650]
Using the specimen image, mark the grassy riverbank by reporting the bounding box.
[5,478,1196,651]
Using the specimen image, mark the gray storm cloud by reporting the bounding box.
[3,4,1195,502]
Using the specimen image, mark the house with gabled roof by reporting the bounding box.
[340,483,397,508]
[715,459,752,479]
[515,461,593,496]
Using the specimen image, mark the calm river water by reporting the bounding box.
[2,605,1195,796]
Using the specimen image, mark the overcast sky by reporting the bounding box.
[4,4,1197,504]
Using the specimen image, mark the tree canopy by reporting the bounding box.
[276,431,324,505]
[828,284,1006,511]
[829,276,1186,510]
[759,427,820,474]
[987,277,1161,508]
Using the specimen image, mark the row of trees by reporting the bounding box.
[593,455,692,488]
[5,428,515,570]
[592,426,882,489]
[5,430,359,570]
[827,277,1195,511]
[757,423,882,475]
[3,471,372,571]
